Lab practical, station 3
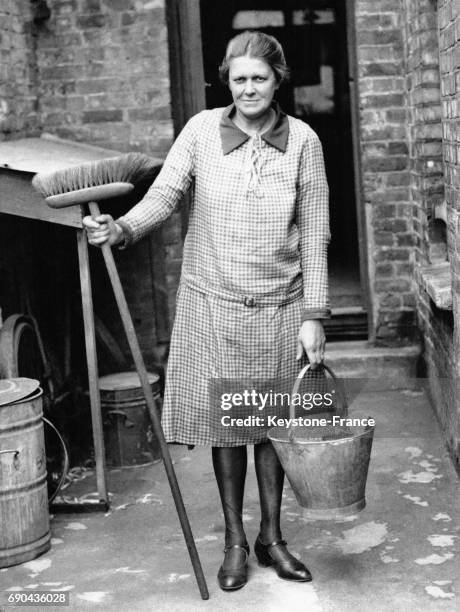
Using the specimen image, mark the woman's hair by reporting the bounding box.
[219,30,290,85]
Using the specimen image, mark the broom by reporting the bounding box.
[32,154,209,601]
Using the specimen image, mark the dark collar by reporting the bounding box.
[219,102,289,155]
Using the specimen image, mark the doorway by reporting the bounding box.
[199,1,366,338]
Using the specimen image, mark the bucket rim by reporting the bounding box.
[98,371,160,391]
[0,378,41,407]
[0,386,43,407]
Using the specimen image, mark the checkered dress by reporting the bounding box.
[118,106,330,446]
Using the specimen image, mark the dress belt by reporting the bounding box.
[181,274,303,306]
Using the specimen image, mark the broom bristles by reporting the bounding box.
[32,152,158,197]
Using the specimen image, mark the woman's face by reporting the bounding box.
[228,56,278,121]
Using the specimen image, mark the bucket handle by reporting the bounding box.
[288,362,348,439]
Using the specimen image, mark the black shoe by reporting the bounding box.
[254,536,312,582]
[217,543,250,591]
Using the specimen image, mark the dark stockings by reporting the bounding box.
[212,446,248,548]
[213,442,310,584]
[213,441,285,548]
[254,440,284,543]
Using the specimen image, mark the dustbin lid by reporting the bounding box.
[0,378,40,406]
[98,371,159,391]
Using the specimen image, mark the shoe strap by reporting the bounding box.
[223,543,249,557]
[261,538,287,549]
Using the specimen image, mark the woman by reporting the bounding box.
[84,31,330,591]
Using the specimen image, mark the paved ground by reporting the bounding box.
[1,383,459,612]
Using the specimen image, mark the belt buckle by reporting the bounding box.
[244,296,256,307]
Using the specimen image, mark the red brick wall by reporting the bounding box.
[355,0,416,344]
[0,1,40,140]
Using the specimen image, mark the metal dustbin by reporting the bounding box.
[0,380,51,568]
[100,371,162,467]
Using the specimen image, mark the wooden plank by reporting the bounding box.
[0,170,83,228]
[76,228,108,504]
[416,262,452,310]
[165,0,206,245]
[166,0,187,132]
[165,0,206,133]
[345,0,373,341]
[0,135,124,175]
[179,0,206,119]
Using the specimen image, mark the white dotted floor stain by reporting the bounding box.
[1,388,460,611]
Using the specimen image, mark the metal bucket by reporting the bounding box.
[268,364,374,519]
[100,371,162,467]
[0,385,51,568]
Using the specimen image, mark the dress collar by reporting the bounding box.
[219,102,289,155]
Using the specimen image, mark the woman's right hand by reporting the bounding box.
[82,214,123,247]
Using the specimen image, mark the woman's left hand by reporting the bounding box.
[296,320,326,367]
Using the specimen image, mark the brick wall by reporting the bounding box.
[436,0,460,462]
[35,0,173,158]
[0,1,184,369]
[405,0,456,457]
[0,0,40,140]
[355,0,416,344]
[404,0,444,266]
[32,0,184,357]
[439,0,460,282]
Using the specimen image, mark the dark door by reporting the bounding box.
[199,0,367,338]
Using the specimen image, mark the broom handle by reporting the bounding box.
[88,202,209,601]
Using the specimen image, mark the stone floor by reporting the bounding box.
[1,383,459,612]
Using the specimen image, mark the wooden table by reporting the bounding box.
[0,134,160,508]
